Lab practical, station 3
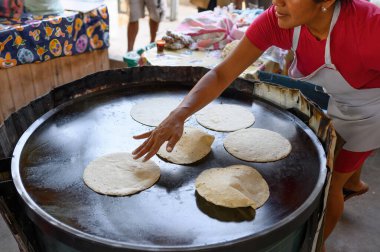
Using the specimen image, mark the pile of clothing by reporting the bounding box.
[166,6,263,51]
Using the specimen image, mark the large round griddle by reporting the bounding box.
[12,81,326,251]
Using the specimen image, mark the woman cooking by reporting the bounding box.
[132,0,380,249]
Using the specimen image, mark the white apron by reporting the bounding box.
[288,1,380,152]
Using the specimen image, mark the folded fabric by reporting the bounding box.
[24,0,64,15]
[175,8,262,51]
[176,10,235,50]
[0,0,24,18]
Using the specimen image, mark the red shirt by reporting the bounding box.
[246,0,380,89]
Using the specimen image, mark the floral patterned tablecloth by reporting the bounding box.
[0,5,109,69]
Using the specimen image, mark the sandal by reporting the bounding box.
[343,186,369,201]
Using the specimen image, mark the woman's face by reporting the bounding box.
[272,0,325,29]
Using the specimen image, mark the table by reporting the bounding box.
[142,46,273,80]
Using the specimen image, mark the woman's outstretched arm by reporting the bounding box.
[132,36,263,161]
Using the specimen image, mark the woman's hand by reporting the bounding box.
[132,111,185,161]
[132,37,262,161]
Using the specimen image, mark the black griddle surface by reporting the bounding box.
[12,86,326,251]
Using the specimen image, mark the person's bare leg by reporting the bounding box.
[343,165,368,192]
[235,0,243,9]
[323,170,355,241]
[149,18,159,43]
[127,21,139,51]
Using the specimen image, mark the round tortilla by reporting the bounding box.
[130,98,183,126]
[195,104,255,132]
[157,127,215,164]
[195,165,269,209]
[83,153,160,196]
[223,128,292,162]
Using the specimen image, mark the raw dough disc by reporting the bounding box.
[130,98,184,126]
[157,127,215,164]
[223,128,291,162]
[83,152,160,196]
[195,165,269,209]
[196,104,255,132]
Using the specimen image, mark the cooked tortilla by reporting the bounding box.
[195,104,255,132]
[157,127,215,164]
[195,165,269,209]
[223,128,292,162]
[83,153,160,196]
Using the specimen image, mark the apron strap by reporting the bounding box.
[292,26,301,51]
[325,1,341,66]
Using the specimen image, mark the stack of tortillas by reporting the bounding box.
[195,165,269,209]
[130,97,185,126]
[196,104,255,132]
[157,127,215,164]
[83,153,160,196]
[221,40,240,58]
[223,128,292,162]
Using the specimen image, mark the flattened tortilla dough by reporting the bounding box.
[83,152,160,196]
[195,165,269,209]
[130,98,184,126]
[223,128,292,162]
[196,104,255,132]
[157,127,215,164]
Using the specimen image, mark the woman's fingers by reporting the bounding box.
[166,133,181,152]
[142,140,164,162]
[132,116,185,161]
[133,131,152,139]
[132,134,151,155]
[132,137,154,159]
[132,131,153,157]
[133,128,169,160]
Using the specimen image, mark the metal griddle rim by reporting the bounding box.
[11,91,327,251]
